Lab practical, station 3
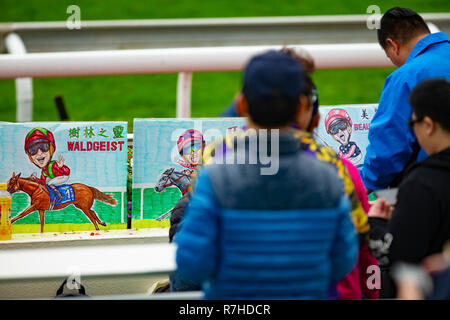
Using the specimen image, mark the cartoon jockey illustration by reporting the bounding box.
[176,129,206,174]
[154,129,206,221]
[325,108,363,165]
[155,129,206,196]
[24,127,70,210]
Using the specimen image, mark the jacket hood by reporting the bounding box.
[418,147,450,172]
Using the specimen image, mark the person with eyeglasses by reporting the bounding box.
[24,127,70,211]
[367,78,450,299]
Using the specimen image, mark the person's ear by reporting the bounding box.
[236,93,249,117]
[311,112,321,130]
[386,38,400,55]
[295,94,310,117]
[294,95,312,129]
[423,116,436,136]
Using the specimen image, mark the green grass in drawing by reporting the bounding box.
[132,187,181,220]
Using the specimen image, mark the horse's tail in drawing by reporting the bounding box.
[89,187,117,206]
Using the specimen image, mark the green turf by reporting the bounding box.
[0,0,448,130]
[1,0,448,21]
[132,187,181,220]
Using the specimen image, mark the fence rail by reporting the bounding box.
[0,43,393,79]
[0,242,176,299]
[0,42,393,120]
[0,243,176,281]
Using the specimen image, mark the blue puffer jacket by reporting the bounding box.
[175,132,358,299]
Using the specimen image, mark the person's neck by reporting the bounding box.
[427,131,450,155]
[402,33,430,63]
[432,140,450,155]
[246,118,293,133]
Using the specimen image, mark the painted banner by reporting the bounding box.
[315,104,378,169]
[0,122,128,233]
[132,118,245,228]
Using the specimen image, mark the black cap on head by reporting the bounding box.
[242,50,305,127]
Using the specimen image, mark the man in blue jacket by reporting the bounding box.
[174,50,358,300]
[361,7,450,191]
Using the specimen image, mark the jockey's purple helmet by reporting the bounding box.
[177,129,205,155]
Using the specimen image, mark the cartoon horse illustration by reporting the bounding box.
[7,172,116,233]
[154,167,192,196]
[154,168,192,221]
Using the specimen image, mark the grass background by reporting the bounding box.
[0,0,449,131]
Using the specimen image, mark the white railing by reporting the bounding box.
[0,243,177,299]
[0,43,392,78]
[0,43,393,120]
[0,243,176,281]
[4,33,33,122]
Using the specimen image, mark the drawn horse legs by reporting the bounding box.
[38,210,45,233]
[75,205,100,230]
[74,202,108,230]
[11,205,37,224]
[91,210,107,227]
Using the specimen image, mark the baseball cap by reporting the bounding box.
[242,50,305,103]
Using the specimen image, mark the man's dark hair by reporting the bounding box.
[409,78,450,131]
[246,92,299,128]
[377,7,430,49]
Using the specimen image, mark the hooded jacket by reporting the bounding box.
[369,147,450,297]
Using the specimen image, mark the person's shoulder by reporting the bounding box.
[398,47,449,83]
[49,160,59,169]
[298,151,344,202]
[386,63,417,86]
[399,164,442,199]
[296,130,340,163]
[297,131,356,196]
[405,160,450,186]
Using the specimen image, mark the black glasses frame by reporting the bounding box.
[407,116,424,129]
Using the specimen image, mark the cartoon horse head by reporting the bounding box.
[7,172,22,194]
[154,167,191,195]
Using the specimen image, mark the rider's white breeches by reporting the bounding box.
[46,175,69,186]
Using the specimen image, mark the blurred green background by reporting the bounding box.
[1,0,449,131]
